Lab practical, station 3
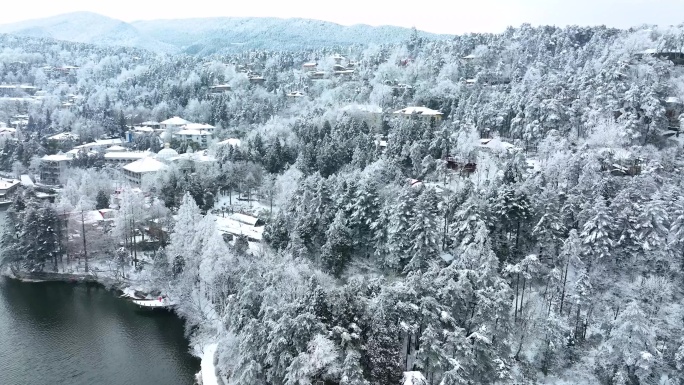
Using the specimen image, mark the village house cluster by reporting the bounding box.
[38,116,238,186]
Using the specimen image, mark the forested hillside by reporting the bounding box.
[0,12,448,54]
[1,23,684,385]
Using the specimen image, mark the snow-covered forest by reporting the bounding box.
[2,23,684,384]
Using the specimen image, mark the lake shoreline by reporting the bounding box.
[2,268,218,385]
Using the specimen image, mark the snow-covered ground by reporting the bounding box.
[199,343,219,385]
[214,216,264,241]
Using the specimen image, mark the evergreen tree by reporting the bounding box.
[321,210,353,277]
[263,212,290,251]
[405,187,440,273]
[95,190,110,210]
[579,196,613,270]
[387,186,416,270]
[167,192,202,276]
[348,178,381,257]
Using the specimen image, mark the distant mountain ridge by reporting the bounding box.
[0,12,451,55]
[0,12,177,53]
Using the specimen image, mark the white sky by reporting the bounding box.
[0,0,682,35]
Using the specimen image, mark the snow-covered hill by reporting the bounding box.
[0,12,450,55]
[131,17,450,54]
[0,12,177,54]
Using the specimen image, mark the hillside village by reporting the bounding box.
[1,23,684,385]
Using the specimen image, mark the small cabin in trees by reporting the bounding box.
[302,62,317,71]
[392,106,443,126]
[598,148,642,176]
[209,84,231,94]
[248,75,265,85]
[230,213,265,227]
[0,178,20,201]
[309,71,326,80]
[443,155,476,175]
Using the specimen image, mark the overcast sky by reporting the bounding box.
[0,0,682,35]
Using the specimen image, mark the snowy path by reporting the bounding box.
[201,343,219,385]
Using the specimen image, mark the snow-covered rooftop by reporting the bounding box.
[20,175,34,187]
[160,116,191,125]
[156,147,180,160]
[106,145,128,152]
[230,213,261,226]
[42,154,71,162]
[140,121,160,126]
[96,138,124,146]
[0,178,20,191]
[123,157,166,174]
[393,106,443,116]
[666,96,682,104]
[479,138,519,152]
[343,104,383,114]
[74,138,124,150]
[214,216,264,241]
[47,132,77,141]
[217,138,241,147]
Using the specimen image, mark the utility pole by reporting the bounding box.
[81,210,88,273]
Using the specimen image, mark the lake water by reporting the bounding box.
[0,277,200,385]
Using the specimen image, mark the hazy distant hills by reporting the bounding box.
[0,12,450,55]
[0,12,177,53]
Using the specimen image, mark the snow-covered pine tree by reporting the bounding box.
[167,192,202,276]
[321,210,353,277]
[579,196,613,271]
[387,186,416,270]
[348,177,381,258]
[405,187,440,273]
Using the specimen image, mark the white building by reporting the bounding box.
[182,123,216,134]
[392,106,443,124]
[74,138,125,152]
[139,121,161,129]
[104,151,152,167]
[123,157,166,185]
[174,129,212,149]
[160,116,191,131]
[40,153,71,185]
[0,178,20,201]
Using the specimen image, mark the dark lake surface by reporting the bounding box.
[0,277,200,385]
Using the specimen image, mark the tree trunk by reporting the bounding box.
[81,211,88,273]
[514,272,520,322]
[559,256,569,314]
